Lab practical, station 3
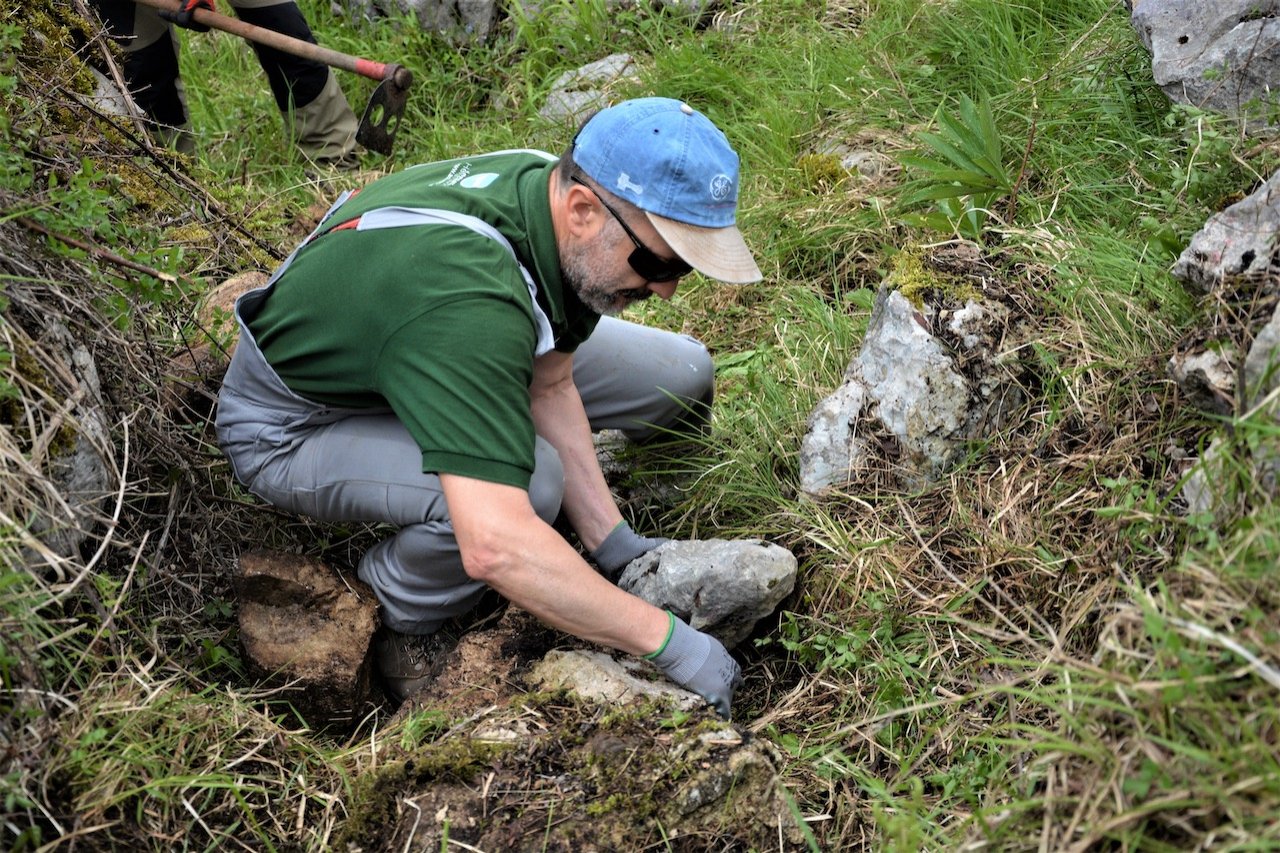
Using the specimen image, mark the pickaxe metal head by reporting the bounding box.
[356,65,413,156]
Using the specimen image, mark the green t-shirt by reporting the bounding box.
[248,151,599,489]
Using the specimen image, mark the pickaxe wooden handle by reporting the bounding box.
[127,0,412,153]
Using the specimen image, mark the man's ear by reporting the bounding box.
[564,181,602,238]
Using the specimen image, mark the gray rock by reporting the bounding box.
[1181,431,1280,519]
[1254,433,1280,498]
[89,67,131,118]
[340,0,497,41]
[814,140,896,181]
[530,649,703,710]
[593,428,630,480]
[549,53,636,91]
[616,539,797,648]
[517,0,716,24]
[948,299,993,350]
[1131,0,1280,133]
[1176,430,1280,522]
[1244,303,1280,409]
[798,379,869,496]
[800,287,1025,493]
[651,0,713,15]
[1173,170,1280,291]
[1180,436,1228,517]
[540,89,610,125]
[234,550,380,730]
[29,320,110,564]
[539,53,638,124]
[1178,305,1280,518]
[1243,304,1280,498]
[859,290,971,478]
[1168,347,1237,414]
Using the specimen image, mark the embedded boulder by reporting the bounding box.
[1172,171,1280,292]
[33,319,110,564]
[531,648,704,711]
[800,276,1028,495]
[539,53,639,124]
[1168,347,1237,415]
[1131,0,1280,134]
[516,0,718,25]
[2,278,111,570]
[337,0,498,41]
[1178,304,1280,517]
[1244,302,1280,407]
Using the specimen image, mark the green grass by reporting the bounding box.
[5,0,1280,848]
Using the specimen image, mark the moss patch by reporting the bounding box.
[886,247,980,308]
[339,692,801,852]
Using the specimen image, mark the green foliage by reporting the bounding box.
[897,92,1013,238]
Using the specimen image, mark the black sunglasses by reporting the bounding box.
[571,176,693,283]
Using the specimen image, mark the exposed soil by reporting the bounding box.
[336,608,804,852]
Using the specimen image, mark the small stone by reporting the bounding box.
[617,539,797,648]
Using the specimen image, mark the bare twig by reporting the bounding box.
[1007,107,1038,222]
[16,216,178,283]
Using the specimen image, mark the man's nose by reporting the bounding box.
[647,280,679,300]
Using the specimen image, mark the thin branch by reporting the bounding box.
[17,216,178,283]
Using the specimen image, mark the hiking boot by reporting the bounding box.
[373,626,455,704]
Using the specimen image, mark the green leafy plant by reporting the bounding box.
[897,92,1013,238]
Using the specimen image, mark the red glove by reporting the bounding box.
[160,0,215,32]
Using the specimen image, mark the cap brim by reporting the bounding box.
[646,213,763,284]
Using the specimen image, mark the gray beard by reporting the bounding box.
[561,229,652,316]
[571,281,653,316]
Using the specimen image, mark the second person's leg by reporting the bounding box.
[227,0,360,168]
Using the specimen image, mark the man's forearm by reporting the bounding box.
[441,474,741,717]
[529,374,622,552]
[440,474,666,654]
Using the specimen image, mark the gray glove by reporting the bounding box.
[590,521,668,580]
[646,612,742,718]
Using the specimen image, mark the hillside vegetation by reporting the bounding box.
[3,0,1279,849]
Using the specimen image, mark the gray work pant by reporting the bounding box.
[216,288,713,633]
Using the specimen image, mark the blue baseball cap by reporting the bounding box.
[573,97,762,283]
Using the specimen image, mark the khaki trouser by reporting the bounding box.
[92,0,358,164]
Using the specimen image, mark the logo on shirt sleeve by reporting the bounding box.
[430,161,501,188]
[460,173,500,189]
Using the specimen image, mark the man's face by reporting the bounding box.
[563,226,653,315]
[562,190,685,316]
